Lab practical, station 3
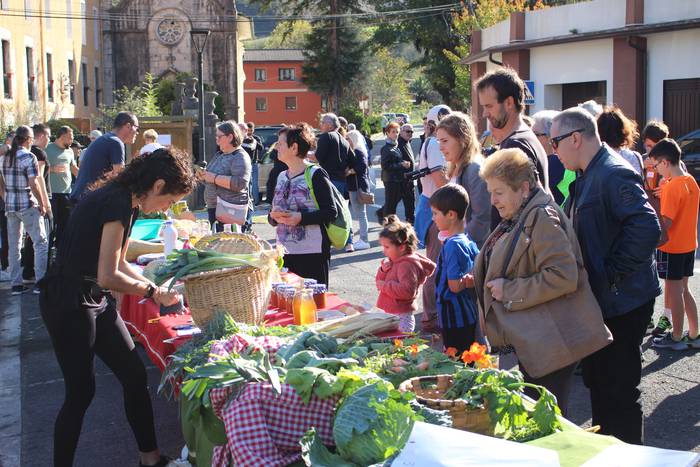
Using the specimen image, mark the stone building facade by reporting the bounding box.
[101,0,251,121]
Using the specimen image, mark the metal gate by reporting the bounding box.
[663,78,700,138]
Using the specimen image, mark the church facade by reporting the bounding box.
[101,0,251,121]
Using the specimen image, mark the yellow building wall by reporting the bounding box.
[0,0,102,127]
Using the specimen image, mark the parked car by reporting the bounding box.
[678,128,700,186]
[253,125,283,152]
[251,126,282,200]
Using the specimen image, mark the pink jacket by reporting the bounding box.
[376,253,436,314]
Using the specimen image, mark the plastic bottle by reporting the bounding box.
[162,220,178,255]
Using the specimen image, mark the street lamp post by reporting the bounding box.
[190,28,211,165]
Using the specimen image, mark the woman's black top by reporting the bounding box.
[57,183,138,278]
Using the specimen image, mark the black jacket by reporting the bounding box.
[565,144,661,319]
[380,140,409,184]
[315,131,352,182]
[397,136,415,171]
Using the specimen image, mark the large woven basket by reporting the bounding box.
[183,233,278,327]
[399,375,493,435]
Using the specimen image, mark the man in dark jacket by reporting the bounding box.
[377,122,414,224]
[554,107,661,445]
[243,122,264,205]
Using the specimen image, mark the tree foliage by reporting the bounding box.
[264,20,313,48]
[366,48,413,113]
[96,72,162,129]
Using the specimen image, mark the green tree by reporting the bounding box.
[366,48,413,113]
[409,75,441,105]
[264,20,313,48]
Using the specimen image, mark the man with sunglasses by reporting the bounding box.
[71,112,139,202]
[553,107,660,446]
[397,124,416,221]
[476,68,549,229]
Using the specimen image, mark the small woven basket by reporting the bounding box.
[399,375,493,435]
[183,233,278,327]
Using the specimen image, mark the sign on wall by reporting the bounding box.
[524,80,535,105]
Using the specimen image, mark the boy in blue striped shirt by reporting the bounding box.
[430,184,480,353]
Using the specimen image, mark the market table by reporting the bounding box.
[120,289,352,371]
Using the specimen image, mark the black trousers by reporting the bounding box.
[380,181,415,223]
[283,252,330,286]
[40,280,158,466]
[50,193,72,251]
[0,208,8,270]
[441,324,476,355]
[582,300,654,445]
[521,361,577,418]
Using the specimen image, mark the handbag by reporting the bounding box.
[215,196,248,225]
[357,190,375,205]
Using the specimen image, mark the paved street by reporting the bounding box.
[1,132,699,465]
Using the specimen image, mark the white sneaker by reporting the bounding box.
[344,243,355,253]
[353,240,371,250]
[0,269,10,282]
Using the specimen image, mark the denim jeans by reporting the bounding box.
[7,207,48,286]
[331,179,353,246]
[348,191,368,242]
[250,163,260,205]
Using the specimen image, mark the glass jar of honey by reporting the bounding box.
[312,284,327,309]
[298,288,317,325]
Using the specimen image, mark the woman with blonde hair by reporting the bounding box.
[436,112,491,247]
[473,148,611,416]
[139,129,164,155]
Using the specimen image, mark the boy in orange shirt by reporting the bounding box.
[649,139,700,350]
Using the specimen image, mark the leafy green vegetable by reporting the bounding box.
[408,399,453,427]
[300,429,356,467]
[333,382,416,466]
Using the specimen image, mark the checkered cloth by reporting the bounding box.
[0,148,39,212]
[207,334,337,467]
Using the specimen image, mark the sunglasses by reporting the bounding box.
[550,129,584,150]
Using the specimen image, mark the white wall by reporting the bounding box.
[646,29,700,122]
[525,0,625,41]
[481,19,510,50]
[645,0,700,25]
[529,39,614,112]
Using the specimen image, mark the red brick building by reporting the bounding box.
[243,49,324,127]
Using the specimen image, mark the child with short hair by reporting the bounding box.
[649,139,700,350]
[376,215,436,332]
[430,184,480,352]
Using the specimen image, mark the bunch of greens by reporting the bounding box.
[300,381,418,467]
[443,368,561,442]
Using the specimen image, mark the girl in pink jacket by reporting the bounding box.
[376,215,436,332]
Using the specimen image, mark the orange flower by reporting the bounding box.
[445,347,458,358]
[393,338,403,348]
[475,354,496,369]
[461,342,487,365]
[409,344,419,355]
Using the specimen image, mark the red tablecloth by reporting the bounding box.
[119,291,350,370]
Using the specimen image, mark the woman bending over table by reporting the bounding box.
[38,148,197,467]
[269,123,337,285]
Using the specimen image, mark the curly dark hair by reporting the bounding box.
[597,105,639,149]
[278,122,316,158]
[379,215,419,253]
[97,147,197,197]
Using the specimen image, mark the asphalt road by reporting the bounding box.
[1,131,699,465]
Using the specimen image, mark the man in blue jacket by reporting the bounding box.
[553,108,660,445]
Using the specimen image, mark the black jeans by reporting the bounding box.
[40,278,158,466]
[380,181,415,223]
[50,193,72,251]
[582,300,654,445]
[0,208,8,270]
[521,361,577,418]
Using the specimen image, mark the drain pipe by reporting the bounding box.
[627,36,647,137]
[489,52,503,66]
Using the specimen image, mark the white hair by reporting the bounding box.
[347,123,356,131]
[321,113,340,130]
[531,110,560,137]
[346,129,367,155]
[553,107,599,140]
[578,100,603,118]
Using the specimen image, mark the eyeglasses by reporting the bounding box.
[404,130,414,134]
[131,124,140,132]
[534,132,547,137]
[651,160,665,170]
[550,129,584,150]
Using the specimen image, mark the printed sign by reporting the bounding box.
[524,80,535,105]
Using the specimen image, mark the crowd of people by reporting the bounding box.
[263,66,697,447]
[2,63,699,463]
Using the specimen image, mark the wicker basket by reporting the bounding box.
[183,233,278,327]
[399,375,493,435]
